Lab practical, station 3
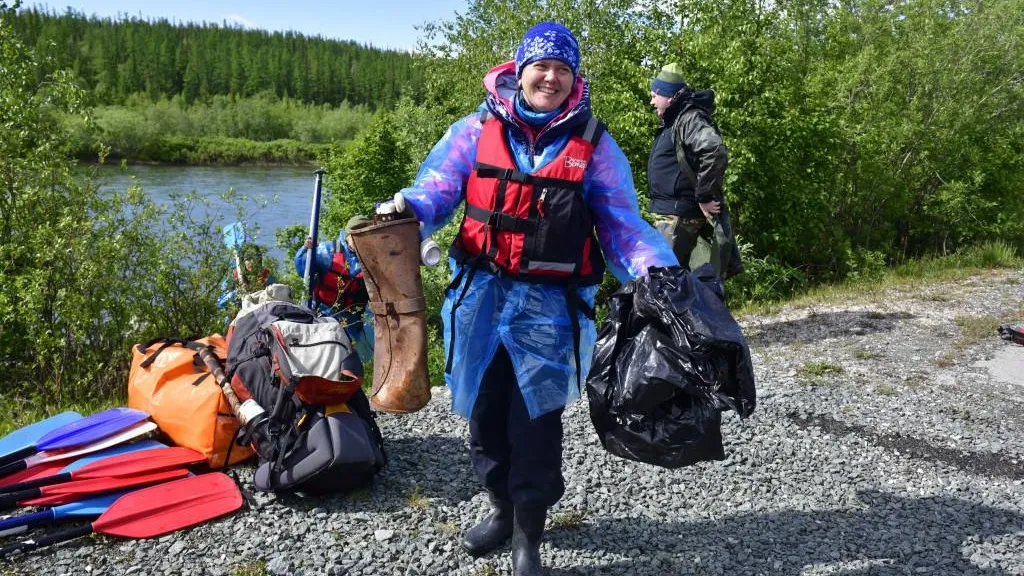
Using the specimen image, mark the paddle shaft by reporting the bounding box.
[0,509,54,534]
[304,169,325,309]
[0,523,94,557]
[0,458,30,479]
[0,471,73,494]
[0,446,34,469]
[0,446,204,494]
[0,468,187,510]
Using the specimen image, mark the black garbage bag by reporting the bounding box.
[586,264,756,468]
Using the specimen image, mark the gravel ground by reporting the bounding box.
[5,269,1024,576]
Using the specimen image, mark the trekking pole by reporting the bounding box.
[304,169,326,310]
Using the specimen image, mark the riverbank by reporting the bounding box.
[77,136,330,166]
[5,268,1023,575]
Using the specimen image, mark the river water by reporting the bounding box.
[90,164,321,263]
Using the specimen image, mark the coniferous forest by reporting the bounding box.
[11,7,424,107]
[7,7,425,163]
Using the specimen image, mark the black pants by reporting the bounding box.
[469,345,565,510]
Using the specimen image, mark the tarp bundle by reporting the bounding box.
[586,265,756,468]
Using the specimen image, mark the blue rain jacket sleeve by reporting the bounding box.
[293,240,336,277]
[399,112,484,235]
[584,133,679,282]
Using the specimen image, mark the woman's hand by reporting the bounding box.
[376,193,413,219]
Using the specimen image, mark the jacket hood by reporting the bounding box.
[482,61,591,142]
[663,88,716,126]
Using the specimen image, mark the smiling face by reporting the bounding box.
[520,59,574,112]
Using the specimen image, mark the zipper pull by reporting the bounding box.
[536,189,547,218]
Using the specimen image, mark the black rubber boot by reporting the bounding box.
[462,492,513,557]
[511,506,546,576]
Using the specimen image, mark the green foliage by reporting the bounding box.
[56,93,368,164]
[0,4,228,407]
[11,7,424,108]
[416,0,1024,301]
[319,111,414,235]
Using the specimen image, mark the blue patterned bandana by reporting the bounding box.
[515,21,581,79]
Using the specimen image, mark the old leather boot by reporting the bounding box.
[462,493,513,557]
[348,218,431,413]
[511,506,546,576]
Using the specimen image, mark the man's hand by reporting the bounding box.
[699,200,721,217]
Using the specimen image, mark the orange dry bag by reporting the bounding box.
[128,335,253,468]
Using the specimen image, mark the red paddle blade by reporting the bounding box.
[93,473,242,538]
[0,460,65,489]
[21,468,189,507]
[73,447,205,480]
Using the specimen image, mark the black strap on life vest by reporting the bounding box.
[565,284,596,393]
[444,263,479,375]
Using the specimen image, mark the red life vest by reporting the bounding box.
[451,113,606,286]
[313,246,368,310]
[233,268,271,287]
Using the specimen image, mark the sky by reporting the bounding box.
[27,1,470,51]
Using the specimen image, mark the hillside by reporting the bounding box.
[11,7,424,107]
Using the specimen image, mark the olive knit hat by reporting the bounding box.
[651,62,688,97]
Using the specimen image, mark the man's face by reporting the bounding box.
[650,92,672,117]
[520,59,574,112]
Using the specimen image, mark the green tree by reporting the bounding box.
[1,2,227,407]
[319,111,413,235]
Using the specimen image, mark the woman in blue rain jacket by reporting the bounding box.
[379,22,677,576]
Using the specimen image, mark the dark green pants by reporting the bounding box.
[654,205,743,279]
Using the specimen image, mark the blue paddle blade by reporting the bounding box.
[0,412,81,458]
[52,490,128,519]
[0,491,123,535]
[222,221,250,249]
[60,439,166,473]
[35,408,149,452]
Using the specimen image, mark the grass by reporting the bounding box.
[406,483,430,510]
[875,385,896,396]
[935,351,957,367]
[434,522,460,535]
[231,560,267,576]
[550,509,588,529]
[469,564,499,576]
[796,361,845,377]
[736,241,1023,318]
[0,395,119,437]
[918,291,954,302]
[852,349,881,360]
[953,315,1002,349]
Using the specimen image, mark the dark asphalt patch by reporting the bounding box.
[788,412,1024,479]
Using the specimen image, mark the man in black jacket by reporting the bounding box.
[647,62,742,279]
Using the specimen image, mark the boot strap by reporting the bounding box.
[368,297,425,315]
